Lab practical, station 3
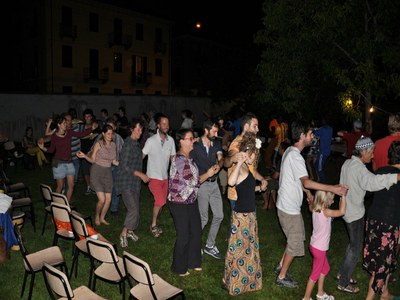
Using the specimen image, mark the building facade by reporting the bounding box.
[10,0,171,95]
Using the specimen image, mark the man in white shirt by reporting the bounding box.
[142,114,176,237]
[275,121,348,288]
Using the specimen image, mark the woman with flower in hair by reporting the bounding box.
[223,131,267,296]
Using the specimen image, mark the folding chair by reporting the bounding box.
[40,184,53,235]
[123,251,184,300]
[14,226,68,300]
[69,212,112,278]
[50,203,75,252]
[86,238,126,299]
[42,262,107,300]
[51,192,92,226]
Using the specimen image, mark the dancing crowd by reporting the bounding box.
[27,107,400,299]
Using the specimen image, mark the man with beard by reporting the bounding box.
[142,114,176,237]
[190,119,224,259]
[275,121,348,288]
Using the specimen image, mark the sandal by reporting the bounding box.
[150,226,162,237]
[337,284,360,294]
[336,274,357,284]
[179,271,190,277]
[119,235,128,248]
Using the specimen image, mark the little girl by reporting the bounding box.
[302,191,346,300]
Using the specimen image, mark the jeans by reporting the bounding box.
[110,166,120,212]
[314,153,329,183]
[338,217,364,287]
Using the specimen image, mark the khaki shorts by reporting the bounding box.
[277,208,305,257]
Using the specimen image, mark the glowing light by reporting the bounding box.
[369,106,374,113]
[195,22,202,29]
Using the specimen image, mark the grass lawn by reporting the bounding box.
[1,158,399,299]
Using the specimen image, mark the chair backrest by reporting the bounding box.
[123,251,155,286]
[70,212,89,240]
[42,262,74,299]
[14,225,28,256]
[51,192,69,207]
[50,203,71,224]
[86,238,119,264]
[14,226,35,272]
[40,184,53,204]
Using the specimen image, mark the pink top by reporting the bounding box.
[310,210,332,251]
[95,141,116,167]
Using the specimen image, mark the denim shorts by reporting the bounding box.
[52,162,75,180]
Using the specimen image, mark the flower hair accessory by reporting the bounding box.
[255,138,262,149]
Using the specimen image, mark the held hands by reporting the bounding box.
[76,151,86,159]
[260,179,268,192]
[236,152,248,165]
[206,165,218,178]
[333,184,349,196]
[141,174,150,183]
[37,138,45,149]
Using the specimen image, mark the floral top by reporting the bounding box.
[168,153,199,204]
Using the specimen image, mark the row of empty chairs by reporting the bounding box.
[40,183,92,236]
[0,166,36,231]
[16,211,185,299]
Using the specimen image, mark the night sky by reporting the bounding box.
[96,0,265,47]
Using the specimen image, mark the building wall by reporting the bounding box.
[0,94,232,143]
[14,0,171,95]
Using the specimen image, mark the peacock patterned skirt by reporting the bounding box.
[223,211,262,296]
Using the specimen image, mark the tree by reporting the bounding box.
[254,0,400,121]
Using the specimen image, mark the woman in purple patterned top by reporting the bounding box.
[168,128,217,276]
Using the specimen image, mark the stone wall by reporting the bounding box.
[0,94,228,143]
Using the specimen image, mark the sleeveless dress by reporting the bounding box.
[223,173,262,296]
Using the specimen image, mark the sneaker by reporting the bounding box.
[316,293,334,300]
[274,263,293,280]
[204,245,223,259]
[275,275,299,288]
[126,230,139,242]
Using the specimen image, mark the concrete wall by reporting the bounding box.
[0,94,227,143]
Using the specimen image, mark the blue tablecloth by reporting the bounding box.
[0,212,18,250]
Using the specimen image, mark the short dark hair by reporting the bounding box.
[101,108,108,115]
[175,128,193,149]
[291,121,313,143]
[388,140,400,165]
[156,113,168,125]
[240,112,257,132]
[203,119,218,131]
[83,108,93,117]
[130,118,142,130]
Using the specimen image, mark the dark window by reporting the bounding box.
[155,28,162,43]
[61,6,72,26]
[89,49,99,79]
[89,87,99,94]
[155,91,162,95]
[89,13,98,32]
[114,53,122,72]
[62,45,72,68]
[135,90,143,95]
[114,18,122,44]
[155,59,162,76]
[114,88,122,95]
[136,23,143,41]
[62,86,72,94]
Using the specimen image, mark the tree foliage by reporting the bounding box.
[254,0,400,119]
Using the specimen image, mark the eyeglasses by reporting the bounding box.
[183,137,195,141]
